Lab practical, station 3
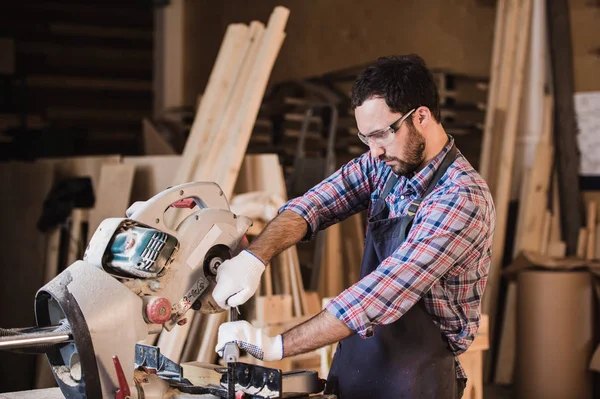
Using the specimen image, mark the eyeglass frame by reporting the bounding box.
[357,108,416,147]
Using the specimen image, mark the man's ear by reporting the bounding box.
[415,106,433,128]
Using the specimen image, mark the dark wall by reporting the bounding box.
[0,0,154,159]
[183,0,497,104]
[182,0,600,106]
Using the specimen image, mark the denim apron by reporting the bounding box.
[325,145,459,398]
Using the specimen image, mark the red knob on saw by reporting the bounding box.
[145,297,172,324]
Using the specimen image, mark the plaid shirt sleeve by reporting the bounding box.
[325,192,486,338]
[279,152,378,241]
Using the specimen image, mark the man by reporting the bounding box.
[212,54,495,398]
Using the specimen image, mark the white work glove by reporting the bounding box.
[215,321,283,362]
[212,250,265,309]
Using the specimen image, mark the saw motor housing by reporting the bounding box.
[34,182,252,398]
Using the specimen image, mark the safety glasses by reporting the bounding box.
[357,108,416,147]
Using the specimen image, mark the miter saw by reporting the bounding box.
[0,182,329,399]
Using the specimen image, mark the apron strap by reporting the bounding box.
[373,143,458,219]
[405,144,458,216]
[381,173,399,201]
[422,144,458,199]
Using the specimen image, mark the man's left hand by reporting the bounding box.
[215,320,283,362]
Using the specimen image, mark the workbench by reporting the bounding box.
[0,388,336,399]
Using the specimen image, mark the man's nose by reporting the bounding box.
[369,143,384,159]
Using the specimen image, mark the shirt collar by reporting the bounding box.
[404,135,455,197]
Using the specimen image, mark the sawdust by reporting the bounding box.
[53,365,78,387]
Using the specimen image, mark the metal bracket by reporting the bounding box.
[134,344,183,380]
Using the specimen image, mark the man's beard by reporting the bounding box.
[381,125,425,177]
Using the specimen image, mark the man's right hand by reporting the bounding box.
[212,250,266,309]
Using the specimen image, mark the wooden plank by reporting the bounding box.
[494,282,517,384]
[196,313,227,364]
[513,96,554,254]
[539,210,552,255]
[547,0,584,254]
[157,0,185,113]
[255,295,293,326]
[234,154,306,316]
[495,94,554,383]
[87,163,135,236]
[66,209,87,266]
[287,247,306,317]
[190,21,265,185]
[513,167,532,255]
[341,213,364,287]
[142,118,176,155]
[215,10,289,197]
[122,155,181,202]
[546,241,567,258]
[479,0,508,182]
[38,155,121,195]
[261,266,274,296]
[480,0,520,193]
[586,201,597,261]
[43,229,61,284]
[595,224,600,260]
[549,172,562,243]
[180,313,205,363]
[325,224,344,297]
[576,227,587,258]
[304,291,321,316]
[159,7,289,361]
[482,0,532,345]
[173,23,250,185]
[156,312,197,363]
[319,297,338,378]
[459,314,489,399]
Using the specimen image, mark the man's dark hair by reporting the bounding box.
[350,54,441,124]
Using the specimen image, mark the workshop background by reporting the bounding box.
[0,0,599,398]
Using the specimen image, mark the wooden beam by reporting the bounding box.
[479,0,508,182]
[482,0,532,381]
[547,0,584,254]
[586,201,597,260]
[142,118,177,155]
[480,0,520,194]
[173,23,250,185]
[212,9,289,196]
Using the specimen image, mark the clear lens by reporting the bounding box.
[358,127,394,147]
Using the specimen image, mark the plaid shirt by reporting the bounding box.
[280,137,495,379]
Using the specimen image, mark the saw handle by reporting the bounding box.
[126,181,230,237]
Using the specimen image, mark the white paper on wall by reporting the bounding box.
[574,91,600,176]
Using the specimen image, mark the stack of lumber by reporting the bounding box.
[479,0,534,364]
[232,154,308,318]
[317,214,364,299]
[481,0,586,386]
[155,6,290,365]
